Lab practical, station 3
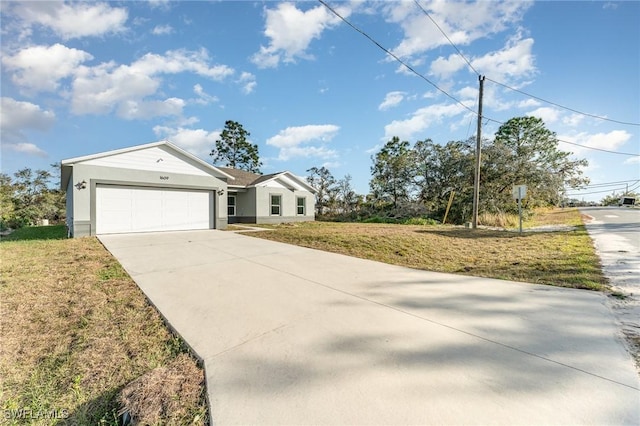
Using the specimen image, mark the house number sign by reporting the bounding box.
[160,176,169,180]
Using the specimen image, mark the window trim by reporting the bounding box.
[296,196,306,216]
[270,194,282,216]
[227,194,236,217]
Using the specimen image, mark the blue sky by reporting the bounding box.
[1,0,639,202]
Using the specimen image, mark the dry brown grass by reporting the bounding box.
[119,353,205,425]
[251,208,607,290]
[0,234,207,425]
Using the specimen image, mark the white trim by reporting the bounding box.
[253,171,316,193]
[61,140,235,180]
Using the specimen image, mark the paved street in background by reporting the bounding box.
[580,206,640,293]
[582,206,640,372]
[101,230,639,425]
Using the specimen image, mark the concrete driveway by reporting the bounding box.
[99,230,639,425]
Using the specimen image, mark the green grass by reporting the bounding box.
[250,208,607,291]
[0,229,208,425]
[0,225,67,241]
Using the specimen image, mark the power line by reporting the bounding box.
[412,0,480,76]
[566,181,640,196]
[577,179,640,189]
[486,77,640,127]
[565,186,628,196]
[555,138,640,156]
[320,0,640,157]
[409,0,640,127]
[318,0,491,122]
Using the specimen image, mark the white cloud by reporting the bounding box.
[517,99,541,108]
[383,102,467,141]
[562,113,585,127]
[3,142,48,158]
[470,34,536,83]
[9,1,127,40]
[153,125,220,158]
[623,157,640,165]
[527,107,561,124]
[322,161,341,169]
[558,130,633,155]
[237,72,257,94]
[378,91,406,111]
[192,84,218,105]
[129,49,234,80]
[2,44,93,93]
[0,97,54,157]
[385,1,532,59]
[152,24,173,35]
[251,2,349,68]
[266,124,340,160]
[117,97,185,120]
[71,49,234,116]
[430,54,467,79]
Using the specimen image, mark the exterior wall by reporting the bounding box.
[228,189,257,224]
[254,186,315,224]
[66,177,74,235]
[67,163,227,237]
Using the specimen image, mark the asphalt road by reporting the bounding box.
[580,206,639,292]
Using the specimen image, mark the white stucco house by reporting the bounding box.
[61,141,316,237]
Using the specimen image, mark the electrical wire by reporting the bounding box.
[410,0,639,126]
[565,187,628,196]
[486,77,640,127]
[412,0,480,76]
[318,0,489,121]
[320,0,640,157]
[576,179,640,189]
[555,138,640,156]
[566,181,640,196]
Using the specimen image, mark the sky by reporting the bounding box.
[1,0,639,202]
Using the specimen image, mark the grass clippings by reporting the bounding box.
[250,208,607,291]
[119,353,205,425]
[0,230,207,425]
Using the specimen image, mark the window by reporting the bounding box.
[227,195,236,216]
[270,194,281,216]
[297,197,305,215]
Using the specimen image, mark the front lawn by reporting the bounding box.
[249,208,607,291]
[0,230,207,425]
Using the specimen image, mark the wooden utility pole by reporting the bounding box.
[472,75,485,229]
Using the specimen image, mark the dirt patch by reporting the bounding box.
[119,353,205,425]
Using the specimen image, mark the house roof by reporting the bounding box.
[217,167,262,187]
[218,167,317,193]
[60,140,235,189]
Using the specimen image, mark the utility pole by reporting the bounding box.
[472,75,485,229]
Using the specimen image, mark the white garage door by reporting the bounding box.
[96,185,213,234]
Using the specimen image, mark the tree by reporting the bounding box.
[411,138,475,223]
[6,167,64,228]
[370,137,414,210]
[336,174,358,216]
[306,166,337,216]
[210,120,262,173]
[485,116,589,211]
[0,173,14,229]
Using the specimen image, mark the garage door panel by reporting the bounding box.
[96,185,213,234]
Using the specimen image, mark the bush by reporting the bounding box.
[402,217,440,226]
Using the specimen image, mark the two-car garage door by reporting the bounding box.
[96,185,213,234]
